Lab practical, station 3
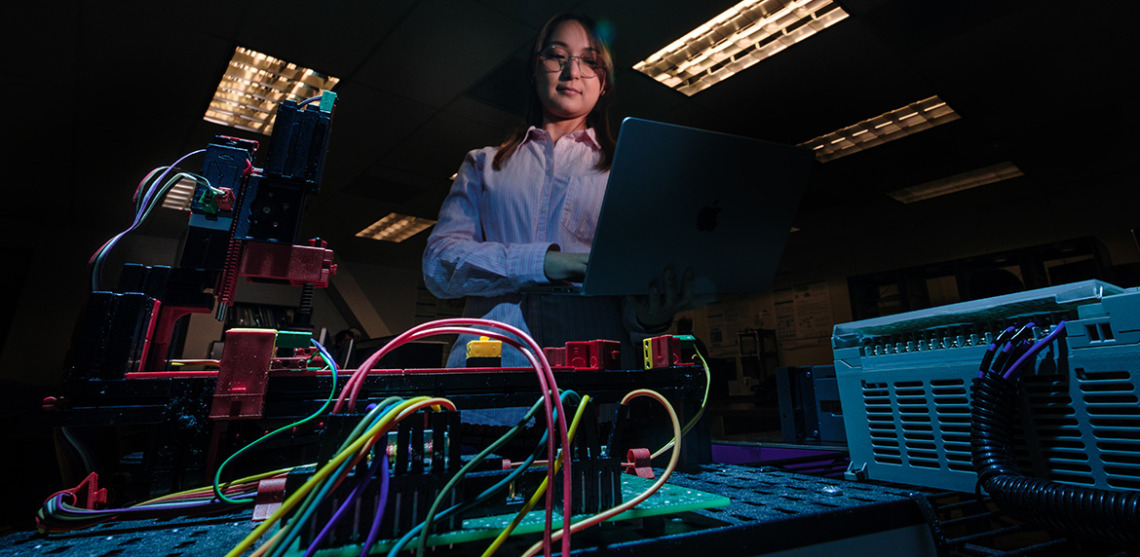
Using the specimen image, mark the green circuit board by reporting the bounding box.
[299,474,730,556]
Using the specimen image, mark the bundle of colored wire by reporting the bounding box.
[520,388,682,557]
[227,396,456,557]
[976,325,1017,379]
[213,339,339,505]
[88,150,216,291]
[1001,321,1067,380]
[268,396,405,557]
[259,396,408,557]
[36,467,291,534]
[378,391,584,557]
[481,394,591,557]
[971,320,1140,545]
[300,445,389,557]
[334,317,573,557]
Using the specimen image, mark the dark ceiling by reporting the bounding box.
[10,0,1140,272]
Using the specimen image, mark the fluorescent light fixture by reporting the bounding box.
[160,177,199,211]
[355,213,437,243]
[633,0,848,96]
[204,46,339,135]
[799,96,960,162]
[886,162,1024,204]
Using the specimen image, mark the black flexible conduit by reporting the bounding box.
[970,373,1140,546]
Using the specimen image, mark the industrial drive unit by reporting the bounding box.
[832,279,1140,495]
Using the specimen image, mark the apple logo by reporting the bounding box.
[697,199,721,232]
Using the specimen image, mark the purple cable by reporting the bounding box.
[358,452,391,557]
[46,492,225,522]
[1003,320,1068,379]
[303,451,387,557]
[134,150,205,215]
[979,325,1018,378]
[989,322,1035,376]
[91,149,206,290]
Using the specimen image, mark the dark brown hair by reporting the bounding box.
[492,13,617,171]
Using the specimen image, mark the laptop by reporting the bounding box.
[527,117,813,297]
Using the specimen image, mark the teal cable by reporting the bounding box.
[267,398,405,557]
[213,339,338,504]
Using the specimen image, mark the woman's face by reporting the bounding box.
[534,20,605,126]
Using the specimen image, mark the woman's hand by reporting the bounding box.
[544,251,589,281]
[629,267,696,330]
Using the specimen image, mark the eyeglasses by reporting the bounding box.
[539,46,603,78]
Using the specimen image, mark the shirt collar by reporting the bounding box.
[522,126,602,151]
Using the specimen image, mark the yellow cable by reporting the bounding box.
[145,467,294,504]
[248,527,288,557]
[481,395,592,557]
[226,397,453,557]
[521,389,682,557]
[650,349,710,460]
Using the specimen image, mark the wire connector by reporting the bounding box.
[465,336,502,367]
[566,340,621,371]
[210,328,277,420]
[642,334,698,369]
[624,448,655,479]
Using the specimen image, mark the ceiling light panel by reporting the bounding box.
[799,96,960,162]
[633,0,849,96]
[355,213,437,243]
[160,177,198,211]
[886,162,1024,204]
[204,47,339,135]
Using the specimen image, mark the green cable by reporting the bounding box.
[213,340,338,504]
[383,391,578,557]
[134,167,167,213]
[266,398,404,557]
[481,395,592,557]
[413,391,577,557]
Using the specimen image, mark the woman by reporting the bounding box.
[423,13,693,369]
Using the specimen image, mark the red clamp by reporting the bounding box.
[42,396,64,411]
[210,329,277,420]
[238,241,336,288]
[543,346,567,368]
[55,472,108,509]
[215,188,235,211]
[624,448,655,479]
[252,477,288,522]
[35,472,110,533]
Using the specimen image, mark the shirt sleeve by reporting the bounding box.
[423,149,554,299]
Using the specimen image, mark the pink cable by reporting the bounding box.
[333,318,572,556]
[348,325,564,557]
[521,389,682,557]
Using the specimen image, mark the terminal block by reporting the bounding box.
[566,340,621,370]
[643,334,699,369]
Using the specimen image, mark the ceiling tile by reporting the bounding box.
[354,0,536,107]
[376,108,509,181]
[314,81,440,197]
[232,0,420,78]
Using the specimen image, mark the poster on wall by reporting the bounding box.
[705,297,758,358]
[774,281,833,342]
